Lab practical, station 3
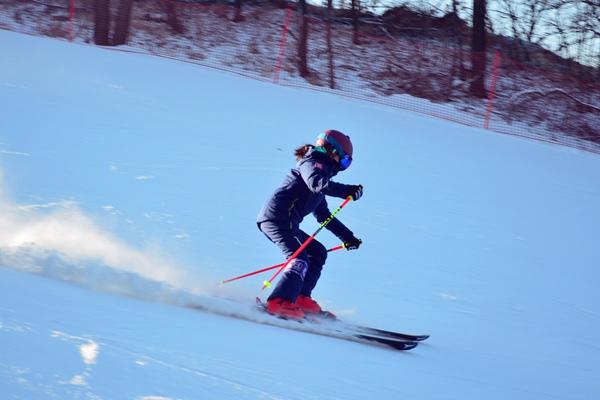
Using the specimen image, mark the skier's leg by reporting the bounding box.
[300,239,328,297]
[259,221,308,302]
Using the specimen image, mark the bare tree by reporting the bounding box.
[449,0,468,84]
[491,0,599,68]
[492,0,554,60]
[326,0,335,88]
[470,0,487,97]
[298,0,310,77]
[233,0,244,23]
[165,0,185,33]
[93,0,110,45]
[569,0,600,67]
[351,0,360,45]
[93,0,135,46]
[113,0,134,45]
[544,3,573,59]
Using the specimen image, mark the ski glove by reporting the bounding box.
[348,185,363,201]
[344,237,362,251]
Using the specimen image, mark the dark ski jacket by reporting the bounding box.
[257,148,355,241]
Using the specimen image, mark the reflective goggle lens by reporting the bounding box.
[339,155,352,170]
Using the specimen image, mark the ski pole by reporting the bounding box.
[219,244,345,285]
[262,196,353,290]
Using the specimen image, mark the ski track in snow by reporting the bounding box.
[125,354,285,400]
[0,287,285,400]
[0,149,31,156]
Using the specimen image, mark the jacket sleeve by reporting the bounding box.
[313,199,355,242]
[299,159,351,199]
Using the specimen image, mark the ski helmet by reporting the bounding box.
[315,129,353,170]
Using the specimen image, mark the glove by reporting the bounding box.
[344,237,362,251]
[348,184,363,201]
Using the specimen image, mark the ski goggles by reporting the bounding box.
[316,133,353,170]
[338,154,352,171]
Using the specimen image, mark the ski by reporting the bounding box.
[310,314,430,342]
[255,298,420,351]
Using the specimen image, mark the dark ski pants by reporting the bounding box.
[258,221,328,302]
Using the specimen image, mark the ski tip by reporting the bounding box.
[379,339,418,351]
[402,342,418,351]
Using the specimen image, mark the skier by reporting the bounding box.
[257,129,363,319]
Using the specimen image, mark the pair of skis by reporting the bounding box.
[255,298,428,351]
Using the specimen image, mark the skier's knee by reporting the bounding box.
[309,243,327,267]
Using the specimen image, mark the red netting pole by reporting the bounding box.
[68,0,75,42]
[484,50,502,129]
[273,4,293,84]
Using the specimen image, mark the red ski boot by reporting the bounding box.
[295,295,336,319]
[266,298,305,320]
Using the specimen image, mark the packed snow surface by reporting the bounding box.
[1,29,600,399]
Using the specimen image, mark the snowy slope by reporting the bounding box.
[1,29,600,400]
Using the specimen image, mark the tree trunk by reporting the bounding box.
[451,0,467,81]
[112,0,134,45]
[233,0,244,22]
[165,0,185,33]
[448,1,460,98]
[298,0,309,77]
[93,0,110,45]
[351,0,359,45]
[327,0,335,89]
[470,0,487,98]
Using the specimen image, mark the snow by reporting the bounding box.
[2,28,600,399]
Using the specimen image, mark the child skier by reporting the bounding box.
[257,129,363,319]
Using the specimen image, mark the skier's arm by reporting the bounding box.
[299,159,351,198]
[313,199,355,242]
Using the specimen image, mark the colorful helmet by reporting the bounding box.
[315,129,353,170]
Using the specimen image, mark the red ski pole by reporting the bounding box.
[262,196,353,290]
[219,245,345,285]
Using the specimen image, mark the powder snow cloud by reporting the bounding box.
[0,168,187,288]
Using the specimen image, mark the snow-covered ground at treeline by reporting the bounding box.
[1,29,600,400]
